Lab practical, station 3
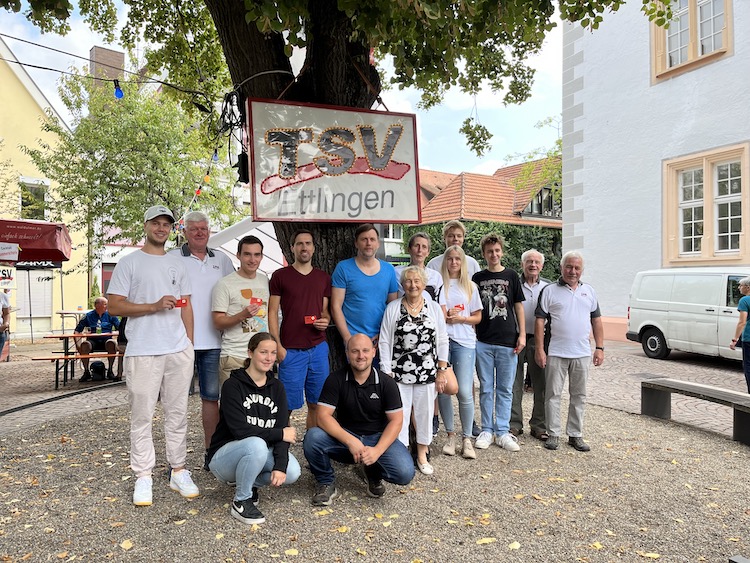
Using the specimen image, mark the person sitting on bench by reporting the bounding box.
[74,296,120,381]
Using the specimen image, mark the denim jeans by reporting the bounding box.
[437,340,476,437]
[303,427,415,486]
[195,348,221,401]
[278,340,330,410]
[742,340,750,393]
[209,436,301,502]
[475,341,517,436]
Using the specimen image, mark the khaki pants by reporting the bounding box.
[219,355,246,390]
[125,346,194,477]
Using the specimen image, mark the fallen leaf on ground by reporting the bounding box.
[285,549,299,555]
[476,537,496,545]
[508,541,520,550]
[120,540,133,551]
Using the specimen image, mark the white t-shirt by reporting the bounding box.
[427,253,481,277]
[537,281,601,358]
[0,292,9,310]
[107,250,192,356]
[168,246,234,350]
[211,271,270,358]
[439,278,483,348]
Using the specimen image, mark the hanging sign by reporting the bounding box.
[0,243,18,261]
[248,98,420,223]
[0,263,15,289]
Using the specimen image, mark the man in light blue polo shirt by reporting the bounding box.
[331,224,398,351]
[534,251,604,452]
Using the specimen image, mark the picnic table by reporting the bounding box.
[36,332,119,389]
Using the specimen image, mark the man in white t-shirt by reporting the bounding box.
[169,211,234,463]
[108,205,199,507]
[212,235,270,386]
[426,220,481,277]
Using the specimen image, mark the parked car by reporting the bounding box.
[626,267,750,360]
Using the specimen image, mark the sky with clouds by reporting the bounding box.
[2,6,562,176]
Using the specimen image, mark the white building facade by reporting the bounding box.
[562,0,749,322]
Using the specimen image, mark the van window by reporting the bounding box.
[638,275,673,301]
[671,275,721,305]
[727,276,744,307]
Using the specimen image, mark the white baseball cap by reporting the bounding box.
[144,205,175,223]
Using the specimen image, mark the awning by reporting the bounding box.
[0,219,72,262]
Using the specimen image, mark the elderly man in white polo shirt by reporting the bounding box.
[169,211,234,466]
[534,251,604,452]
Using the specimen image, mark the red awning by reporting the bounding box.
[0,219,72,262]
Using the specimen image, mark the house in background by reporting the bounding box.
[562,0,748,338]
[0,36,89,337]
[418,159,562,260]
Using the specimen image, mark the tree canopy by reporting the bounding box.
[22,73,243,262]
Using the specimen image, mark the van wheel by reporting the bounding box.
[642,328,670,359]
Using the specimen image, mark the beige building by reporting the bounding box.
[0,36,89,337]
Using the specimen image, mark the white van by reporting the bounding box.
[626,267,750,360]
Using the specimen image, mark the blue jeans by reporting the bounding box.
[209,436,301,502]
[303,427,415,486]
[278,341,329,410]
[475,341,518,436]
[195,348,221,401]
[437,340,476,437]
[742,340,750,393]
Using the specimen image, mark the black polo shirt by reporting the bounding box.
[318,367,403,436]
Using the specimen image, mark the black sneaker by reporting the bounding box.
[79,370,92,382]
[106,368,114,380]
[203,452,210,471]
[472,421,481,437]
[250,486,259,506]
[432,415,439,437]
[231,498,265,524]
[312,482,339,506]
[568,437,591,452]
[356,464,385,499]
[544,435,560,450]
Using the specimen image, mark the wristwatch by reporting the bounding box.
[438,363,452,371]
[595,346,604,351]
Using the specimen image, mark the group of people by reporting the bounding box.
[108,208,605,526]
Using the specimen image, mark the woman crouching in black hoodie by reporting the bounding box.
[207,332,300,524]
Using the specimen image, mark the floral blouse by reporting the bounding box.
[391,302,438,385]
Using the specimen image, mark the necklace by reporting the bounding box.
[404,298,423,315]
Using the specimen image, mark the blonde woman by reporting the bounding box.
[437,246,483,458]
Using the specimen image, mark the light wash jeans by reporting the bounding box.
[545,356,589,438]
[209,436,301,502]
[437,340,476,437]
[475,341,517,437]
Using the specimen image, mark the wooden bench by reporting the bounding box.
[33,353,123,389]
[641,378,750,446]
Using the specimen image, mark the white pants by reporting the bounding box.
[397,382,437,447]
[125,346,195,477]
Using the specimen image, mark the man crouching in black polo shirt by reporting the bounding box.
[303,333,414,506]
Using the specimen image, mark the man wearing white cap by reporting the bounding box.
[108,205,199,506]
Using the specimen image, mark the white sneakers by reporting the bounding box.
[462,438,476,459]
[170,469,201,498]
[133,476,153,506]
[134,470,200,505]
[474,431,493,449]
[496,432,520,452]
[442,434,457,456]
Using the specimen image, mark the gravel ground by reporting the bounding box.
[1,395,749,562]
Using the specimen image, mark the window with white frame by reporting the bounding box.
[385,224,403,241]
[524,186,561,217]
[651,0,731,80]
[19,176,49,220]
[679,168,703,254]
[715,160,742,251]
[664,144,748,265]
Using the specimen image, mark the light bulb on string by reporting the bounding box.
[195,188,202,196]
[113,79,124,99]
[212,149,219,163]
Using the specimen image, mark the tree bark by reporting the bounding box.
[204,0,382,369]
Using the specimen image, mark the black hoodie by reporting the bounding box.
[207,368,290,473]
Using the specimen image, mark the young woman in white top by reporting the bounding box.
[437,246,483,459]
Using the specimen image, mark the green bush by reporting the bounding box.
[403,222,561,280]
[88,275,101,309]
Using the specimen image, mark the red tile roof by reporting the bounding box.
[418,169,456,208]
[420,158,561,228]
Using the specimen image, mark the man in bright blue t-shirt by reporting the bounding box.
[331,224,399,349]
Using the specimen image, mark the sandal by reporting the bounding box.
[531,429,549,441]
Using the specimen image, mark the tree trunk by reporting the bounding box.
[205,0,381,369]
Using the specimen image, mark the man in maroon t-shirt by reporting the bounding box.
[269,230,332,428]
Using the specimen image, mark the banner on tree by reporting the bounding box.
[248,98,420,223]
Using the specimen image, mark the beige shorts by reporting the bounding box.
[219,355,246,390]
